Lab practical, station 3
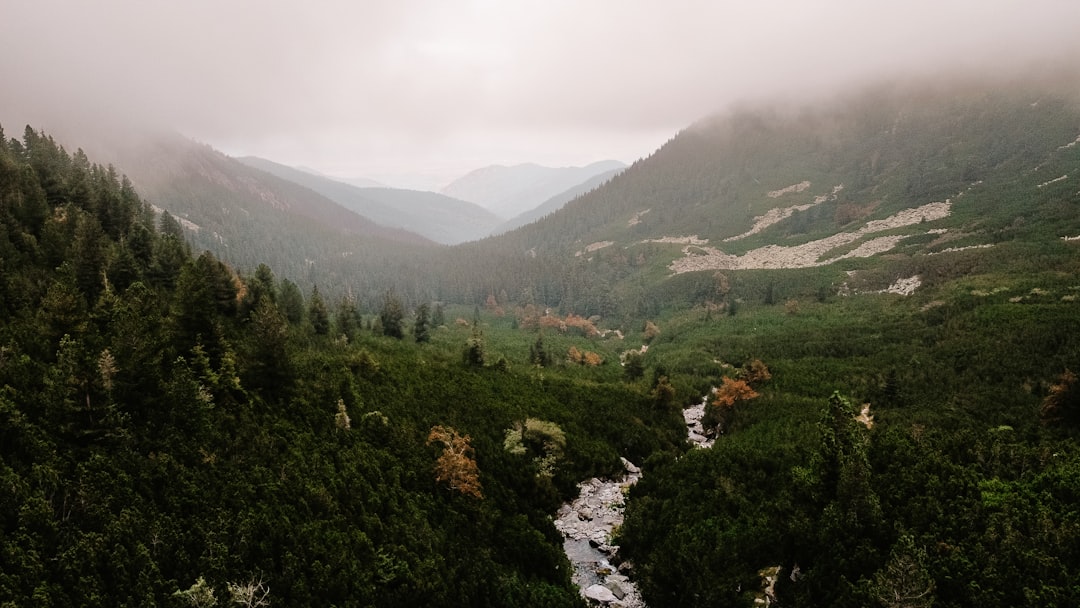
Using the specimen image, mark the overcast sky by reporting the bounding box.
[2,0,1079,188]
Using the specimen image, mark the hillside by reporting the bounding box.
[441,160,627,219]
[444,75,1080,318]
[238,157,502,245]
[89,133,442,306]
[492,167,623,235]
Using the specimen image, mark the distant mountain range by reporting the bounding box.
[16,69,1078,314]
[441,160,627,219]
[491,167,623,235]
[86,132,437,301]
[237,157,502,245]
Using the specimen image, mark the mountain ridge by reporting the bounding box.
[441,159,627,218]
[238,156,503,245]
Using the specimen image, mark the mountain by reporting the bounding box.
[340,176,386,188]
[296,166,385,188]
[492,167,623,235]
[238,156,503,245]
[95,133,437,303]
[440,160,627,219]
[435,72,1080,317]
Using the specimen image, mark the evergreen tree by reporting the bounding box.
[308,285,330,335]
[159,210,185,239]
[432,302,446,327]
[278,278,304,325]
[414,302,431,343]
[334,296,362,342]
[464,326,486,367]
[529,332,550,367]
[379,290,405,339]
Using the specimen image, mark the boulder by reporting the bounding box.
[584,584,618,604]
[605,580,628,599]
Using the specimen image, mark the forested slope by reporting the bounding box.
[0,125,685,607]
[97,133,443,308]
[438,74,1080,318]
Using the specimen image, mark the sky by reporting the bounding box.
[2,0,1080,189]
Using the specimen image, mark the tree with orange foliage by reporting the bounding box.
[567,345,584,364]
[710,376,760,433]
[582,351,603,367]
[643,320,660,342]
[713,376,759,407]
[427,425,483,498]
[1041,368,1079,428]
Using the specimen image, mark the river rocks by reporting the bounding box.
[556,459,646,606]
[585,584,619,603]
[683,393,715,449]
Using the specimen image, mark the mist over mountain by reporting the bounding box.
[86,132,438,301]
[4,60,1080,608]
[441,160,627,219]
[4,0,1080,598]
[238,156,503,244]
[491,167,624,235]
[296,166,386,189]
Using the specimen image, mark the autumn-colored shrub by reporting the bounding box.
[427,425,483,498]
[713,376,759,408]
[644,320,661,342]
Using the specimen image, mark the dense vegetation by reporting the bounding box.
[5,73,1080,607]
[619,267,1080,605]
[0,126,685,606]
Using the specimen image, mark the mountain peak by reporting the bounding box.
[440,160,628,218]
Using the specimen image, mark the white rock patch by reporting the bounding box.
[930,244,994,255]
[726,184,843,243]
[576,241,615,256]
[1037,175,1069,188]
[881,276,921,296]
[1057,134,1080,150]
[670,200,954,274]
[767,180,812,198]
[628,209,651,226]
[642,235,709,245]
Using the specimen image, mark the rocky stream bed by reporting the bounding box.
[555,396,713,606]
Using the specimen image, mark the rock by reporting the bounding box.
[606,580,628,599]
[579,507,593,520]
[620,457,640,474]
[584,584,618,603]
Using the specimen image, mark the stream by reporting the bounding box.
[555,395,713,606]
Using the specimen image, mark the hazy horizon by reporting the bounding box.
[3,0,1079,187]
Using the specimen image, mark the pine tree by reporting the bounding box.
[308,285,329,335]
[464,326,486,367]
[432,302,446,327]
[278,279,304,325]
[379,290,405,339]
[529,333,550,367]
[414,302,431,343]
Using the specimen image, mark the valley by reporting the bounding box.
[2,71,1080,607]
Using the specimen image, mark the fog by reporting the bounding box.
[2,0,1078,186]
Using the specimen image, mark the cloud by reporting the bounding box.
[3,0,1079,180]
